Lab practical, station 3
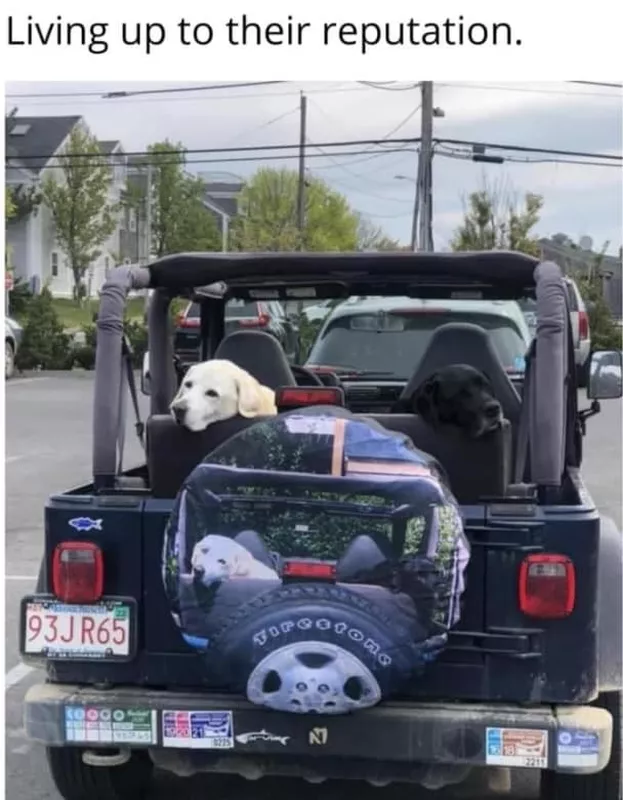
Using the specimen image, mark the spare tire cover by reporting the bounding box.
[162,407,469,714]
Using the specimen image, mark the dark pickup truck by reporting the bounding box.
[20,251,622,800]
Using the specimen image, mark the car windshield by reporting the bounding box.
[307,309,528,380]
[186,300,260,319]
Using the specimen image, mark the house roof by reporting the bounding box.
[97,140,122,154]
[5,115,82,173]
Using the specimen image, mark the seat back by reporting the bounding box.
[213,330,296,389]
[399,322,522,427]
[146,414,272,498]
[368,414,511,503]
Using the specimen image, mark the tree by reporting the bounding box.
[5,186,16,221]
[231,168,360,252]
[355,214,401,251]
[14,286,73,371]
[127,141,220,257]
[41,126,118,301]
[573,246,622,350]
[451,177,543,256]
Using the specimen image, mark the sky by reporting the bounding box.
[5,80,623,253]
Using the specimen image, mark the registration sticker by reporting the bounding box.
[162,711,234,749]
[556,729,599,767]
[65,707,157,744]
[486,727,548,768]
[21,598,133,660]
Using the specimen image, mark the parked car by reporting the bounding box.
[5,316,23,379]
[174,298,300,365]
[306,297,533,412]
[519,277,591,386]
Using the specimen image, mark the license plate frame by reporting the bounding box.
[20,595,137,662]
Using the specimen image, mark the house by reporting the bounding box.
[5,115,131,298]
[200,171,244,250]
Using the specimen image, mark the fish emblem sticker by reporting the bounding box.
[68,517,103,532]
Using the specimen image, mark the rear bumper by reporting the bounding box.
[25,682,612,777]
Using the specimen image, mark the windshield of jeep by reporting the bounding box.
[307,310,528,380]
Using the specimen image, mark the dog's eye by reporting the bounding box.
[217,558,226,565]
[184,381,193,389]
[205,389,219,398]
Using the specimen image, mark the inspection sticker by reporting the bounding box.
[556,729,599,768]
[65,707,157,744]
[486,728,548,768]
[162,711,234,749]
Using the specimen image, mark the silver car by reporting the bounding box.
[5,316,23,379]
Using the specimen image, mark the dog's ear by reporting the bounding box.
[232,551,250,577]
[234,370,266,418]
[413,373,439,418]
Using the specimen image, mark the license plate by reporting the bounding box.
[21,598,133,660]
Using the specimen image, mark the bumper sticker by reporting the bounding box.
[557,729,599,767]
[486,727,548,768]
[162,710,234,749]
[64,706,157,744]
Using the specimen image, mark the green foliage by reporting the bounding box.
[356,213,400,251]
[573,250,622,351]
[231,168,360,252]
[296,315,324,362]
[78,318,148,370]
[41,126,118,301]
[7,184,42,222]
[7,276,33,316]
[451,178,543,256]
[128,141,221,257]
[5,186,17,221]
[14,287,73,371]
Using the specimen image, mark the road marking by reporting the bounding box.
[5,575,37,581]
[5,456,27,464]
[6,452,50,464]
[5,663,36,691]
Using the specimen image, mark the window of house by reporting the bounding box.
[129,210,137,232]
[104,257,110,277]
[51,252,59,277]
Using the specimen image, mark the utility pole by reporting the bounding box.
[144,163,153,263]
[412,81,435,252]
[296,92,307,250]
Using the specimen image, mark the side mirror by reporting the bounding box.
[587,349,622,400]
[140,351,151,396]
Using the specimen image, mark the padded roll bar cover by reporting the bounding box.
[530,261,568,487]
[148,288,177,416]
[93,265,150,482]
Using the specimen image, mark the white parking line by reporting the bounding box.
[5,663,36,691]
[5,576,37,581]
[6,377,49,386]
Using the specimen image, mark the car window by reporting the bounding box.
[307,310,529,379]
[565,281,579,312]
[186,302,200,319]
[225,299,260,318]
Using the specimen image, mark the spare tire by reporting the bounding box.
[209,582,446,715]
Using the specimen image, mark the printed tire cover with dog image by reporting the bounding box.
[162,407,470,714]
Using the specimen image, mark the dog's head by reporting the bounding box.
[169,359,276,432]
[190,534,254,586]
[413,364,502,438]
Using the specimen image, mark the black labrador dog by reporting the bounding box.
[396,364,503,438]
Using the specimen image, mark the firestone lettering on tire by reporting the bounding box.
[251,618,392,667]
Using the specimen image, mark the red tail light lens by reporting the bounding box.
[276,386,345,408]
[282,560,336,581]
[52,542,104,604]
[177,313,200,328]
[239,312,270,328]
[519,554,575,619]
[578,311,589,340]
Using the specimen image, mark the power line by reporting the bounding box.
[435,145,622,169]
[5,81,287,100]
[567,81,623,89]
[437,82,622,98]
[9,136,620,164]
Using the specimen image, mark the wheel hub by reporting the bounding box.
[246,641,382,714]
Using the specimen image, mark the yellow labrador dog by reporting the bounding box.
[190,534,279,585]
[170,359,277,432]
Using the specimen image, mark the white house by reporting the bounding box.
[5,115,130,298]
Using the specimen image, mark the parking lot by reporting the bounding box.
[5,373,622,800]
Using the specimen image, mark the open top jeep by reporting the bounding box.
[21,250,622,799]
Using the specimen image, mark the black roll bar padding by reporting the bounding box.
[93,264,150,488]
[148,288,177,416]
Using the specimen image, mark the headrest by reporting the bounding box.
[400,323,521,423]
[213,330,296,389]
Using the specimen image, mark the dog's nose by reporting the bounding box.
[485,402,501,419]
[172,406,186,425]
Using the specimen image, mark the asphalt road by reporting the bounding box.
[5,374,622,800]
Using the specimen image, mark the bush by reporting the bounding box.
[575,273,622,351]
[14,288,74,371]
[7,277,34,317]
[75,319,147,370]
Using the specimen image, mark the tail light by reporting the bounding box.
[176,313,200,329]
[578,311,589,340]
[282,560,336,582]
[276,386,345,408]
[52,542,104,604]
[519,553,575,619]
[239,311,270,328]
